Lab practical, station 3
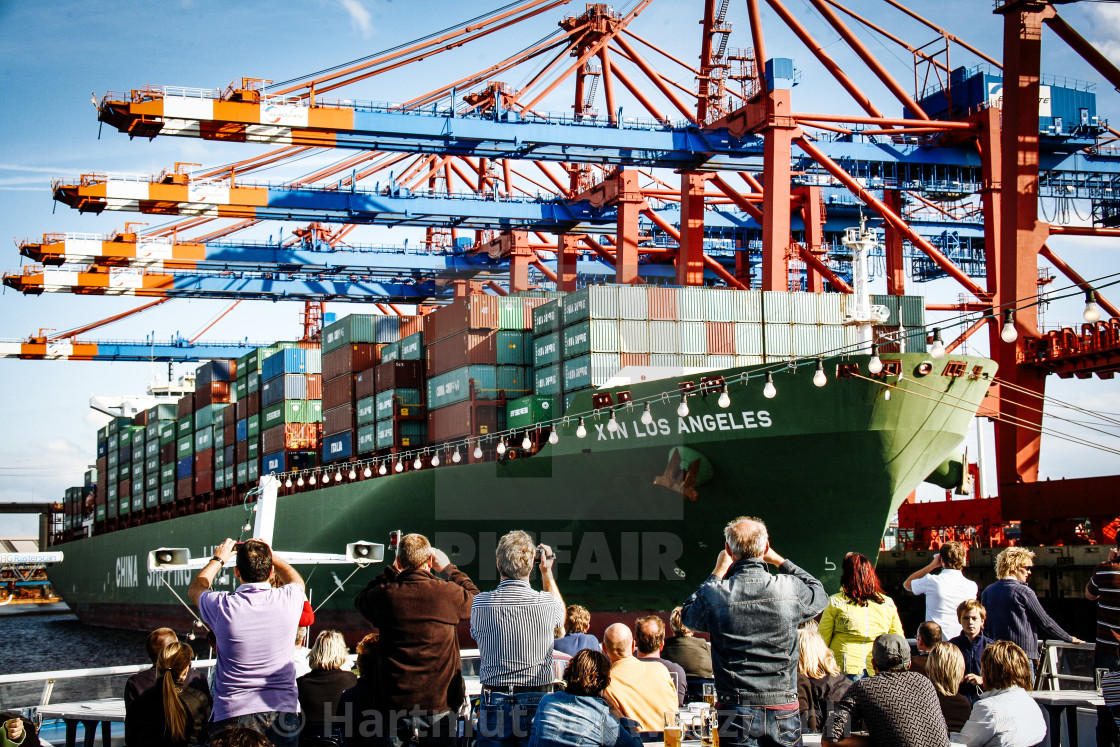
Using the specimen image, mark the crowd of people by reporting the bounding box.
[5,522,1115,747]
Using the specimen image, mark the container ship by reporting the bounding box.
[47,280,994,635]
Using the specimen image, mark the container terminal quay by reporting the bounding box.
[0,0,1118,743]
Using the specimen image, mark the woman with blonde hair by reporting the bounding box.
[819,552,904,678]
[124,640,211,747]
[796,620,850,732]
[926,642,972,733]
[956,641,1046,747]
[980,547,1081,675]
[297,630,357,745]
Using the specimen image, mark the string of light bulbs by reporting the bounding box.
[265,273,1120,488]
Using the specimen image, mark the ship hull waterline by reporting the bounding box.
[48,354,995,639]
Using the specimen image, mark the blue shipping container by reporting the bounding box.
[261,348,321,381]
[262,451,286,475]
[236,419,248,442]
[323,431,353,463]
[176,456,194,479]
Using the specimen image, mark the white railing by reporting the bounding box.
[1036,640,1098,691]
[159,86,222,100]
[0,659,215,712]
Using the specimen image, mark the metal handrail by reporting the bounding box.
[1036,639,1097,691]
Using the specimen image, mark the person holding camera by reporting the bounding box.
[189,538,306,747]
[1086,538,1120,746]
[354,532,478,746]
[471,530,566,747]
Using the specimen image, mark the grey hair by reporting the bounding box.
[496,530,535,579]
[308,629,349,670]
[724,516,768,559]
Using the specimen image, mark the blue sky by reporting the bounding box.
[1,0,1118,537]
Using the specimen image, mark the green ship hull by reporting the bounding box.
[48,353,995,635]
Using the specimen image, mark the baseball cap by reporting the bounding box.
[872,633,911,670]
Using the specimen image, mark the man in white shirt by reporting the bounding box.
[903,541,978,639]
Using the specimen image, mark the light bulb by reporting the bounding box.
[309,473,317,485]
[930,328,946,359]
[242,522,252,533]
[883,388,892,401]
[640,403,654,426]
[334,471,342,482]
[813,359,827,388]
[348,468,356,480]
[363,466,372,478]
[431,453,440,467]
[285,477,293,488]
[717,385,731,409]
[1084,291,1102,323]
[868,345,883,374]
[763,373,777,399]
[576,418,587,438]
[607,412,619,432]
[452,449,462,463]
[413,456,422,469]
[187,632,196,641]
[297,475,305,487]
[395,460,403,473]
[677,396,690,417]
[548,430,559,445]
[473,443,483,459]
[379,462,388,476]
[1000,310,1018,343]
[496,440,507,455]
[522,434,532,450]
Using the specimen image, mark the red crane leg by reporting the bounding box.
[1043,12,1120,93]
[557,234,580,292]
[761,89,795,291]
[796,185,826,292]
[678,172,707,286]
[508,231,531,292]
[994,0,1049,488]
[614,170,644,285]
[883,189,906,295]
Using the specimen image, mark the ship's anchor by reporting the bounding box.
[653,447,711,502]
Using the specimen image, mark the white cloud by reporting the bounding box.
[1085,5,1120,61]
[337,0,373,37]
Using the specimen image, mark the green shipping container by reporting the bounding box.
[160,483,175,504]
[507,395,556,430]
[498,297,530,330]
[399,332,423,360]
[375,389,423,420]
[248,438,260,461]
[534,364,562,395]
[237,461,249,486]
[247,414,261,438]
[322,314,394,353]
[426,366,499,408]
[159,422,176,446]
[107,484,118,518]
[108,450,118,469]
[215,405,230,428]
[356,396,377,426]
[161,463,175,484]
[195,427,213,452]
[357,424,377,454]
[108,432,120,451]
[215,469,226,491]
[96,503,106,521]
[145,456,159,473]
[532,300,562,334]
[235,378,248,401]
[248,458,259,482]
[145,439,160,458]
[177,435,193,459]
[215,427,225,449]
[145,473,158,491]
[533,332,561,367]
[380,341,401,363]
[261,400,321,429]
[563,353,621,390]
[177,416,193,438]
[247,373,261,395]
[496,330,530,365]
[375,419,395,450]
[224,466,234,487]
[215,449,225,469]
[194,404,225,430]
[131,428,144,451]
[131,462,143,482]
[118,464,130,481]
[497,365,531,396]
[399,421,426,447]
[563,320,620,358]
[145,489,158,509]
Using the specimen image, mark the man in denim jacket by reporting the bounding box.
[681,516,827,747]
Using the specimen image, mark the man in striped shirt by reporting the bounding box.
[1086,539,1120,746]
[471,530,566,747]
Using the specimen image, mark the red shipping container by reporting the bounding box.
[648,287,678,321]
[119,479,131,498]
[194,471,213,495]
[246,393,260,416]
[355,368,376,399]
[235,398,249,420]
[177,394,194,418]
[425,332,497,377]
[375,360,426,392]
[400,316,424,338]
[177,477,193,501]
[620,353,650,368]
[263,422,322,453]
[224,423,236,444]
[424,295,500,343]
[236,441,248,462]
[306,374,322,400]
[161,443,175,463]
[195,448,214,474]
[132,410,148,427]
[520,297,550,328]
[323,375,357,410]
[323,343,383,380]
[195,381,232,408]
[427,401,502,442]
[706,322,735,354]
[322,405,356,438]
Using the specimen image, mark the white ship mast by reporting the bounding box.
[842,216,890,353]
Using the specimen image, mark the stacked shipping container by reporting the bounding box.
[259,347,323,476]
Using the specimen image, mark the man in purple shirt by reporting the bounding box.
[190,538,306,747]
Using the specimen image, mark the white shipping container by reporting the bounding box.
[678,321,707,354]
[619,320,649,354]
[792,324,821,356]
[819,325,847,356]
[617,286,649,320]
[762,291,792,323]
[705,289,735,322]
[650,354,682,367]
[764,323,793,357]
[790,292,820,324]
[677,287,706,321]
[648,321,678,354]
[706,355,735,368]
[732,290,764,323]
[733,323,764,356]
[734,355,765,367]
[818,293,845,325]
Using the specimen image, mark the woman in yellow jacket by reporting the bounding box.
[819,552,904,679]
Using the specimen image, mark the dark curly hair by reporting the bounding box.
[209,725,271,747]
[564,649,612,697]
